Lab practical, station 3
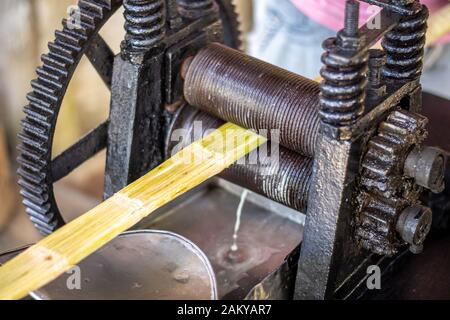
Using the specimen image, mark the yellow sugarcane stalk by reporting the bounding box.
[0,123,266,300]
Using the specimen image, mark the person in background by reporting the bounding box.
[248,0,450,99]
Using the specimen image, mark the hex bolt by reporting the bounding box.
[344,0,360,37]
[404,146,446,193]
[396,205,432,254]
[368,49,387,98]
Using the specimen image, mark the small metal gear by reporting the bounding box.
[356,109,428,255]
[18,0,242,235]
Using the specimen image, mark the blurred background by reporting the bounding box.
[1,0,450,253]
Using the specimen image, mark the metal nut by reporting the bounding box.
[396,205,432,253]
[404,146,446,193]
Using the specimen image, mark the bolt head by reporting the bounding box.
[396,205,432,248]
[404,147,446,193]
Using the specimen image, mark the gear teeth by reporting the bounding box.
[355,227,396,256]
[55,30,83,48]
[30,79,61,102]
[79,0,107,17]
[357,109,427,256]
[36,66,64,84]
[19,187,48,205]
[20,124,49,142]
[23,199,52,216]
[22,114,52,131]
[24,106,51,123]
[29,215,56,235]
[41,53,70,72]
[17,169,45,186]
[61,20,91,39]
[18,0,120,235]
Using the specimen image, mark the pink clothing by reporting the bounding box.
[291,0,450,44]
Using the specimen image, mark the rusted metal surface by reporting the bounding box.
[183,43,321,157]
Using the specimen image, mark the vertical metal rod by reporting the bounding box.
[344,0,360,37]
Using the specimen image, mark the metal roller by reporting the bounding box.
[167,106,313,212]
[183,43,321,157]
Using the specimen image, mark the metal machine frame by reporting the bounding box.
[18,0,448,299]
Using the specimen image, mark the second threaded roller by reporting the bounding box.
[167,105,313,212]
[182,43,321,157]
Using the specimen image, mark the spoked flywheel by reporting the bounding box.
[18,0,241,235]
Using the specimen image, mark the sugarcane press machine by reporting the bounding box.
[18,0,450,299]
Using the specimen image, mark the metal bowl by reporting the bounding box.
[0,230,217,300]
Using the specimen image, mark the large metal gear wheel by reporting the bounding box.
[18,0,242,235]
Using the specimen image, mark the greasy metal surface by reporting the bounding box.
[367,49,387,100]
[295,133,363,299]
[141,183,303,299]
[167,105,313,212]
[295,0,431,300]
[357,110,429,255]
[0,231,218,300]
[105,51,165,197]
[183,43,321,157]
[104,0,167,197]
[381,3,428,81]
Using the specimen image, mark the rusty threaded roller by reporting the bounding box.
[183,43,321,157]
[167,106,312,212]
